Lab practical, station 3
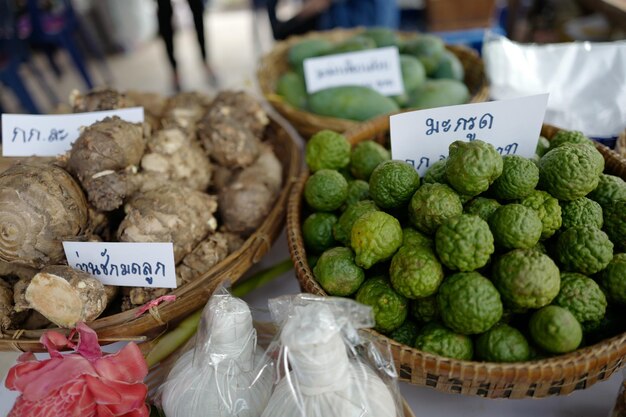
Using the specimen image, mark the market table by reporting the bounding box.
[0,231,622,416]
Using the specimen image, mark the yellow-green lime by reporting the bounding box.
[313,247,364,296]
[305,130,351,172]
[529,305,582,354]
[351,210,403,269]
[333,200,378,246]
[475,323,530,362]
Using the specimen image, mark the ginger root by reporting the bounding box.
[70,88,135,113]
[177,232,241,285]
[208,91,269,137]
[0,278,15,331]
[0,162,89,268]
[117,185,218,262]
[68,116,145,211]
[25,265,108,328]
[161,92,211,136]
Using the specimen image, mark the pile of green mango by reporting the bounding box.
[276,28,471,122]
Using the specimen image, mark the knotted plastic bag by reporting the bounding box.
[260,293,404,417]
[158,288,273,417]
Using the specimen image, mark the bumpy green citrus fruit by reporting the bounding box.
[402,227,433,249]
[355,276,408,332]
[349,140,391,181]
[390,320,420,346]
[587,174,626,208]
[304,169,348,211]
[369,160,421,209]
[599,253,626,304]
[305,130,351,172]
[302,212,338,253]
[535,136,551,157]
[489,204,543,249]
[435,214,494,271]
[313,247,364,296]
[475,323,530,362]
[490,155,539,200]
[464,197,501,222]
[603,199,626,250]
[333,200,378,246]
[538,143,604,201]
[410,295,439,323]
[437,272,503,335]
[390,245,444,299]
[343,179,370,209]
[550,130,594,149]
[423,159,447,184]
[351,210,403,269]
[493,249,560,309]
[520,190,562,240]
[560,197,603,229]
[414,323,473,360]
[445,140,503,197]
[529,305,582,354]
[408,183,463,234]
[556,225,613,275]
[554,272,607,331]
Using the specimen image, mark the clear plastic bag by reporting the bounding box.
[482,33,626,145]
[259,293,404,417]
[157,288,274,417]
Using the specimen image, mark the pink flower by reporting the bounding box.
[5,322,149,417]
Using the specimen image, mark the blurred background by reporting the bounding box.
[0,0,624,114]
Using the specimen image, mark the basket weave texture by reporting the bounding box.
[257,28,489,139]
[287,115,626,398]
[0,115,301,352]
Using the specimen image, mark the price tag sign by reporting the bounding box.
[303,47,404,96]
[390,94,549,176]
[63,242,177,288]
[2,107,144,157]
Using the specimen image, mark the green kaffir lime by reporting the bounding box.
[492,249,561,309]
[390,245,444,299]
[587,174,626,209]
[489,155,539,200]
[408,183,463,235]
[333,200,378,246]
[603,199,626,250]
[435,214,494,271]
[410,295,440,324]
[464,197,501,222]
[355,276,408,333]
[488,204,543,250]
[475,323,530,362]
[554,272,607,331]
[302,212,338,254]
[305,130,351,172]
[369,160,421,209]
[549,130,594,149]
[529,305,582,354]
[556,226,613,275]
[402,227,434,249]
[445,140,503,197]
[423,159,448,184]
[304,169,348,211]
[349,140,391,181]
[599,253,626,304]
[313,247,365,296]
[390,320,420,346]
[351,210,403,269]
[560,197,603,229]
[520,190,562,240]
[343,179,370,209]
[535,136,551,157]
[414,323,474,360]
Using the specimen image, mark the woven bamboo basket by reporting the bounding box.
[287,115,626,399]
[144,322,418,417]
[257,28,489,139]
[0,114,302,352]
[618,130,626,158]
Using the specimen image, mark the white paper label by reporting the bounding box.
[63,242,177,288]
[303,47,404,95]
[1,107,145,157]
[390,94,549,176]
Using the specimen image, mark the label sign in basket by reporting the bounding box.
[1,107,145,157]
[63,242,177,288]
[303,46,404,96]
[390,94,549,176]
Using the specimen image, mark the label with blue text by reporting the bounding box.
[390,94,549,176]
[2,107,144,157]
[303,47,404,96]
[62,242,177,288]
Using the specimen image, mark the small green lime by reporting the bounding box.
[475,323,530,362]
[464,197,501,222]
[588,174,626,209]
[356,276,408,333]
[304,169,348,211]
[305,130,351,172]
[313,247,364,296]
[435,214,494,271]
[445,140,503,197]
[536,136,551,157]
[402,227,433,249]
[489,155,539,200]
[423,159,447,184]
[554,272,607,331]
[520,190,562,240]
[599,253,626,304]
[410,295,439,324]
[390,245,444,299]
[302,212,338,253]
[350,140,391,181]
[556,226,613,275]
[560,197,603,229]
[369,160,421,209]
[414,323,473,360]
[343,179,370,209]
[529,305,582,354]
[351,210,403,269]
[333,200,378,246]
[437,272,503,335]
[489,204,543,249]
[390,320,420,346]
[408,183,463,235]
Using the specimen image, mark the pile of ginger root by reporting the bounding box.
[0,88,283,332]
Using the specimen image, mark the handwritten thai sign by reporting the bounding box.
[303,47,404,95]
[62,242,177,288]
[390,94,549,176]
[1,107,144,157]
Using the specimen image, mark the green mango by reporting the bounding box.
[288,39,333,69]
[276,71,308,109]
[433,50,465,81]
[309,86,399,121]
[401,34,446,75]
[400,55,426,92]
[407,79,470,109]
[328,35,377,54]
[362,27,400,47]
